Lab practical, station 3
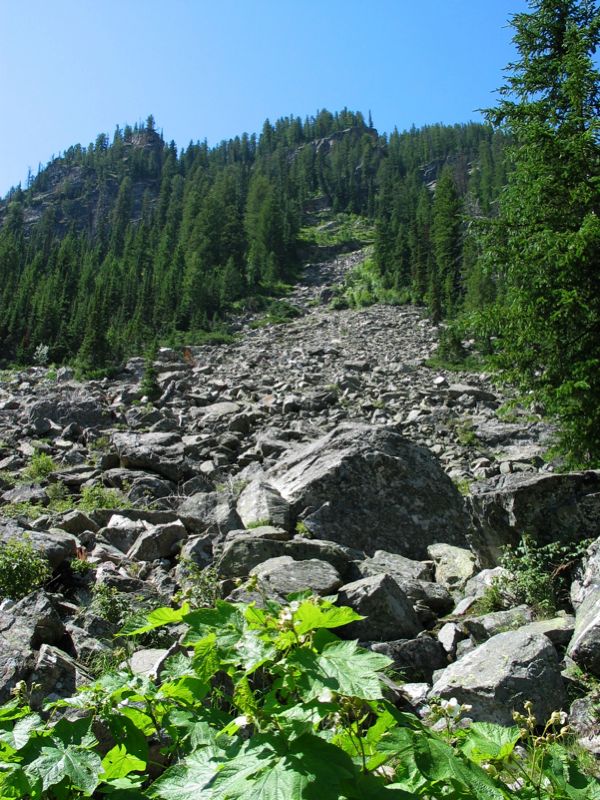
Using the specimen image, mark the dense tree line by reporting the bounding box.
[0,110,503,370]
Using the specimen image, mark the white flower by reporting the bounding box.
[318,688,334,703]
[440,697,462,718]
[233,715,249,727]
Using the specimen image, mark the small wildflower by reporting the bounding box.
[233,715,249,727]
[318,688,334,703]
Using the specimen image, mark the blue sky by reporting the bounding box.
[0,0,530,195]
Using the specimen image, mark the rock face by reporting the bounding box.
[268,423,469,559]
[567,537,600,676]
[337,574,422,641]
[430,629,566,726]
[469,471,600,565]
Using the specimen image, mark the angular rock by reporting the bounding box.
[427,543,477,595]
[29,396,112,430]
[178,492,242,537]
[236,481,291,531]
[250,556,342,597]
[268,423,469,559]
[430,629,566,726]
[112,431,186,482]
[218,535,354,580]
[127,520,187,562]
[460,606,535,644]
[370,636,447,682]
[567,587,600,677]
[359,550,432,582]
[337,574,422,641]
[469,470,600,565]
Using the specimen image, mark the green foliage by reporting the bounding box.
[140,342,161,401]
[78,484,133,511]
[174,562,220,609]
[22,451,57,482]
[0,594,597,799]
[476,0,600,466]
[0,536,51,600]
[498,535,593,618]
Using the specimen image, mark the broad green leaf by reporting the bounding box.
[160,651,195,680]
[0,765,31,799]
[183,601,245,647]
[191,633,221,682]
[221,757,309,800]
[158,676,210,705]
[290,640,392,701]
[25,743,102,795]
[0,713,43,750]
[107,714,150,761]
[461,722,521,764]
[119,604,190,636]
[148,747,219,800]
[232,629,278,674]
[51,715,97,748]
[101,744,146,780]
[292,601,363,636]
[0,701,30,722]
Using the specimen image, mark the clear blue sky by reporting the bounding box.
[0,0,530,196]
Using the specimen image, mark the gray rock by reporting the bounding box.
[359,550,432,582]
[128,648,171,678]
[370,636,447,682]
[178,492,242,537]
[128,520,187,562]
[0,524,78,569]
[29,644,81,707]
[469,470,600,565]
[99,515,147,553]
[463,567,510,600]
[57,510,99,535]
[569,696,600,755]
[250,556,342,597]
[430,629,566,726]
[567,587,600,676]
[112,431,186,482]
[516,615,576,648]
[218,536,355,580]
[236,481,291,531]
[268,423,469,559]
[337,574,422,641]
[29,396,112,430]
[427,543,477,595]
[460,605,535,644]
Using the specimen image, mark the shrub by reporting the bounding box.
[0,536,51,600]
[23,452,57,482]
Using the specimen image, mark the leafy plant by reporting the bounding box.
[499,535,593,618]
[78,484,133,511]
[174,562,220,609]
[0,594,597,797]
[22,452,57,482]
[0,535,52,600]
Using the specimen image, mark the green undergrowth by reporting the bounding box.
[248,299,303,328]
[330,257,410,310]
[0,593,596,798]
[299,211,375,249]
[474,535,593,619]
[0,483,133,521]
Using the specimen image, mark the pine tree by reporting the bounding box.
[481,0,600,463]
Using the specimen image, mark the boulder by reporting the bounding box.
[370,636,447,682]
[112,431,187,482]
[29,396,112,430]
[267,423,469,559]
[468,470,600,565]
[459,606,535,644]
[430,629,566,726]
[178,492,242,537]
[217,536,355,580]
[236,481,291,531]
[337,574,422,641]
[127,521,187,562]
[566,588,600,676]
[427,543,477,595]
[250,556,342,597]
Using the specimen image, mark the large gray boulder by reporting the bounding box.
[178,492,242,537]
[29,395,112,431]
[267,423,469,559]
[112,431,187,482]
[337,574,422,641]
[468,471,600,565]
[250,556,342,598]
[236,481,291,531]
[567,589,600,676]
[218,535,355,580]
[430,629,566,726]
